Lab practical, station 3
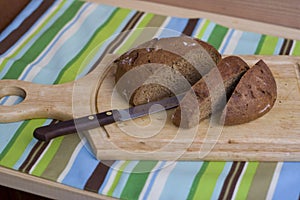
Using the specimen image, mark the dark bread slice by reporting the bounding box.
[114,36,221,105]
[220,60,277,125]
[172,56,250,128]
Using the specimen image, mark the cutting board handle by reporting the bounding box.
[0,79,74,122]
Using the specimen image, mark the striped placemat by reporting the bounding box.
[0,0,300,199]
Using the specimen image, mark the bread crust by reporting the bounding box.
[114,36,221,105]
[172,56,250,128]
[220,60,277,125]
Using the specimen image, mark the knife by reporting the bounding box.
[33,94,184,142]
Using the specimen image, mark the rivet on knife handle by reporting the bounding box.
[33,94,182,142]
[33,110,120,142]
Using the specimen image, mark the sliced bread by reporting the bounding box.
[172,56,250,128]
[114,36,221,105]
[220,60,277,125]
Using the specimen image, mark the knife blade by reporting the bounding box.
[33,94,184,142]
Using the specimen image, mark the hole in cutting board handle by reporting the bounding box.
[0,86,26,106]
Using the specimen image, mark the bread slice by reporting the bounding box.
[220,60,277,125]
[172,56,250,128]
[114,36,221,105]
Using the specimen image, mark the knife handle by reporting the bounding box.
[33,110,120,142]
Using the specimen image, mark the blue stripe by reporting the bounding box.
[158,17,189,38]
[272,162,300,200]
[76,10,138,79]
[210,162,233,199]
[0,0,61,57]
[12,119,51,169]
[0,122,23,153]
[233,32,262,54]
[200,20,216,42]
[0,0,73,79]
[13,139,37,170]
[31,5,117,84]
[19,3,92,82]
[142,161,166,199]
[112,161,139,198]
[0,1,43,41]
[98,161,120,194]
[274,38,284,55]
[219,29,234,54]
[61,145,99,189]
[0,95,23,106]
[158,161,204,200]
[191,18,203,37]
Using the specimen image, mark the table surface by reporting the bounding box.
[0,0,299,199]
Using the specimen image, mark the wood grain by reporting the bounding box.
[0,55,299,161]
[88,55,300,161]
[0,167,114,200]
[141,0,300,30]
[0,54,118,122]
[1,1,299,199]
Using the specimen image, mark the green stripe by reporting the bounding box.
[116,13,155,54]
[234,162,258,200]
[207,25,229,50]
[221,162,244,199]
[246,162,277,200]
[54,8,133,83]
[186,162,209,199]
[40,135,80,180]
[20,142,46,173]
[0,121,29,161]
[0,1,84,170]
[120,161,157,200]
[30,8,132,176]
[255,35,266,54]
[30,136,65,176]
[106,161,131,196]
[196,19,211,39]
[129,15,167,51]
[257,35,279,55]
[292,41,300,56]
[0,0,68,72]
[192,162,226,200]
[3,1,84,79]
[0,119,46,167]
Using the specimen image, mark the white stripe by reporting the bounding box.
[139,161,176,200]
[101,161,127,194]
[153,17,171,38]
[0,96,21,105]
[223,30,243,54]
[20,3,96,82]
[290,40,296,55]
[29,139,54,174]
[219,28,233,52]
[231,162,248,200]
[112,13,147,53]
[265,162,283,200]
[192,19,206,37]
[57,139,85,182]
[3,1,60,58]
[138,161,165,200]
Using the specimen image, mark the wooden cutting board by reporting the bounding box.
[87,55,300,161]
[0,55,299,161]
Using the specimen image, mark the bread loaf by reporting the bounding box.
[172,56,250,128]
[220,60,277,125]
[114,36,221,105]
